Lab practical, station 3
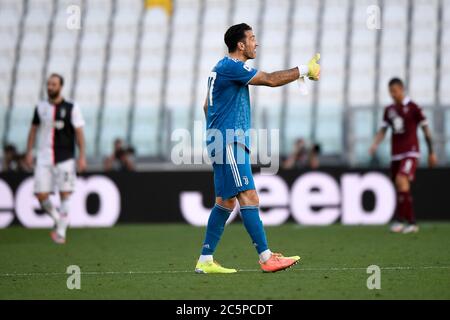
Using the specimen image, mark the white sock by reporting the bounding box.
[41,199,60,223]
[56,218,68,238]
[198,255,213,263]
[259,249,272,263]
[60,198,70,217]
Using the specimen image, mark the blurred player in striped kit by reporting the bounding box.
[25,74,87,244]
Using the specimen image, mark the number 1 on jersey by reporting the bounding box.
[208,72,217,107]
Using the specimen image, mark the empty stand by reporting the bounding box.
[0,0,449,165]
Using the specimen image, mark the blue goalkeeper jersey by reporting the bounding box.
[206,56,258,152]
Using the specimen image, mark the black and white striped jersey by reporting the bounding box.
[32,99,85,166]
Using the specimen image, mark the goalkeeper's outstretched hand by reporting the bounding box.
[307,53,321,81]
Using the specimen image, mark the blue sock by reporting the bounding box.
[201,204,232,255]
[240,205,269,254]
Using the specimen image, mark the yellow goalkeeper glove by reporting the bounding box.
[307,53,321,81]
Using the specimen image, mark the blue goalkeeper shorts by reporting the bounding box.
[212,142,255,200]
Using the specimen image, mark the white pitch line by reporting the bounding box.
[0,266,449,277]
[239,266,450,272]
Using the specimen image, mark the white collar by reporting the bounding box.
[402,96,411,106]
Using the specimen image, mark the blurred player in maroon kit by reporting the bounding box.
[369,78,437,233]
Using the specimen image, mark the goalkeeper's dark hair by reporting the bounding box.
[224,23,252,53]
[388,77,404,88]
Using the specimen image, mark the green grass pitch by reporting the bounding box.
[1,223,449,299]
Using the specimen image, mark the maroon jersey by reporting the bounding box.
[381,97,427,161]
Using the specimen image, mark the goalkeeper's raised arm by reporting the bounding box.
[249,53,321,87]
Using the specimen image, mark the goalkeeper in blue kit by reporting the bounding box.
[195,23,320,273]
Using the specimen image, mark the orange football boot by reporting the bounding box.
[259,253,300,273]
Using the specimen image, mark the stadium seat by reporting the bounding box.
[167,55,193,114]
[99,106,129,156]
[1,0,449,164]
[253,0,289,132]
[232,0,260,27]
[352,109,375,140]
[316,105,343,154]
[348,0,377,107]
[13,67,42,108]
[75,70,103,110]
[378,0,408,105]
[74,0,111,112]
[131,6,169,156]
[131,106,159,156]
[284,0,318,150]
[439,0,450,105]
[0,62,12,108]
[12,0,52,110]
[104,0,141,110]
[348,54,376,107]
[0,0,22,106]
[0,103,6,153]
[284,100,312,153]
[194,0,229,122]
[409,0,438,106]
[0,0,23,17]
[318,0,347,109]
[165,0,199,132]
[46,0,83,96]
[6,106,34,151]
[79,104,98,157]
[312,0,349,154]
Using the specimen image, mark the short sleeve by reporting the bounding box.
[32,106,40,125]
[380,108,389,129]
[71,103,85,128]
[415,105,427,127]
[228,60,258,85]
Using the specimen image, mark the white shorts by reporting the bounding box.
[34,159,76,194]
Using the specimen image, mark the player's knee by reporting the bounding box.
[238,189,259,207]
[60,192,71,199]
[395,174,410,192]
[216,197,236,210]
[36,193,49,203]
